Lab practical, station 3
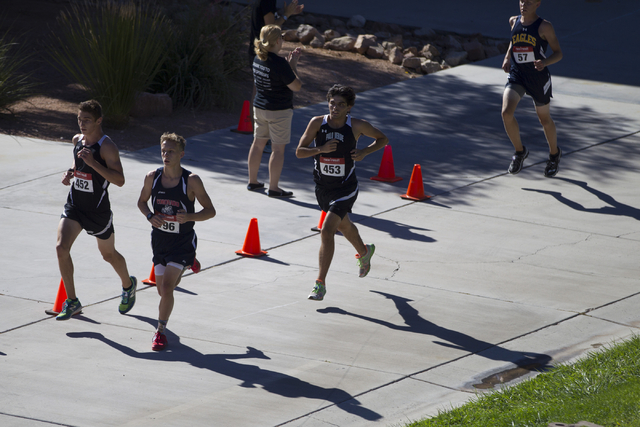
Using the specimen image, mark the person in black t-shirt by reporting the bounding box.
[296,85,389,301]
[247,24,303,198]
[502,0,563,177]
[248,0,304,65]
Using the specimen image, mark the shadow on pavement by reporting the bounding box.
[66,315,382,422]
[522,178,640,221]
[318,291,553,372]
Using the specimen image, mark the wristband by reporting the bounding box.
[146,212,154,221]
[68,168,74,173]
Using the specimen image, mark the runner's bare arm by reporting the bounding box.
[350,119,389,162]
[137,171,164,228]
[296,116,332,158]
[502,16,518,73]
[80,138,126,187]
[536,20,563,71]
[178,174,216,224]
[62,135,81,185]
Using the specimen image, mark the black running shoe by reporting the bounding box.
[508,146,529,174]
[544,147,562,177]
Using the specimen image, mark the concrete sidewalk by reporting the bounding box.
[2,2,640,426]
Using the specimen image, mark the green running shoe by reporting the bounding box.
[56,298,82,321]
[356,244,375,278]
[119,276,137,314]
[308,280,326,301]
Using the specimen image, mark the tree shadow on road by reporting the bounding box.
[66,315,381,422]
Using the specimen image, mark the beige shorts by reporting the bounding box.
[253,107,293,145]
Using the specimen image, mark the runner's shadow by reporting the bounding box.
[66,316,381,421]
[522,178,640,221]
[317,291,552,370]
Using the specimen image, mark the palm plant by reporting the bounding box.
[152,0,249,110]
[48,0,171,128]
[0,30,38,114]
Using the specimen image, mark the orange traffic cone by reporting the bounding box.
[142,264,156,286]
[45,278,81,316]
[235,218,267,257]
[311,210,327,232]
[401,164,430,201]
[371,145,402,182]
[230,100,253,134]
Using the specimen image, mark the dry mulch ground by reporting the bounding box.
[0,0,413,151]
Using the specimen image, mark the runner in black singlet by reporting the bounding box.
[55,100,137,321]
[501,0,563,177]
[138,132,216,351]
[296,85,389,301]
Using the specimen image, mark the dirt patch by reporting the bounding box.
[0,1,439,151]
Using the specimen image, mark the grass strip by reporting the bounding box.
[409,334,640,427]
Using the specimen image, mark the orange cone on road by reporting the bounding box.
[142,264,157,286]
[401,164,430,201]
[236,218,267,257]
[371,145,402,182]
[311,210,327,232]
[45,278,77,316]
[230,100,253,134]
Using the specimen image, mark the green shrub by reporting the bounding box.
[48,0,171,128]
[0,30,38,114]
[151,0,250,110]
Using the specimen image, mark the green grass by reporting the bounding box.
[410,335,640,427]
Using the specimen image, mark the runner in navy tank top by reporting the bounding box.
[56,99,137,321]
[501,0,563,178]
[138,132,216,351]
[296,85,389,301]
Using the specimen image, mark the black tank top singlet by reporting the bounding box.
[313,115,358,189]
[68,135,110,212]
[151,167,195,236]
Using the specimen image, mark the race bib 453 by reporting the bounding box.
[319,157,345,177]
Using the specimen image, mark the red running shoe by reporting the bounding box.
[191,258,201,274]
[152,331,167,351]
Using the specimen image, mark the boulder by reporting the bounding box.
[403,46,418,57]
[366,44,385,59]
[443,34,462,50]
[323,29,341,41]
[421,59,442,74]
[283,29,299,42]
[347,15,366,28]
[354,34,377,54]
[402,56,422,70]
[463,39,486,61]
[310,34,325,48]
[324,35,357,51]
[374,31,391,40]
[297,24,320,45]
[483,45,501,58]
[387,34,403,49]
[389,46,404,65]
[129,92,172,118]
[444,50,468,66]
[420,43,440,59]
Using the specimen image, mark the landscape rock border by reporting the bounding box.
[275,11,510,76]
